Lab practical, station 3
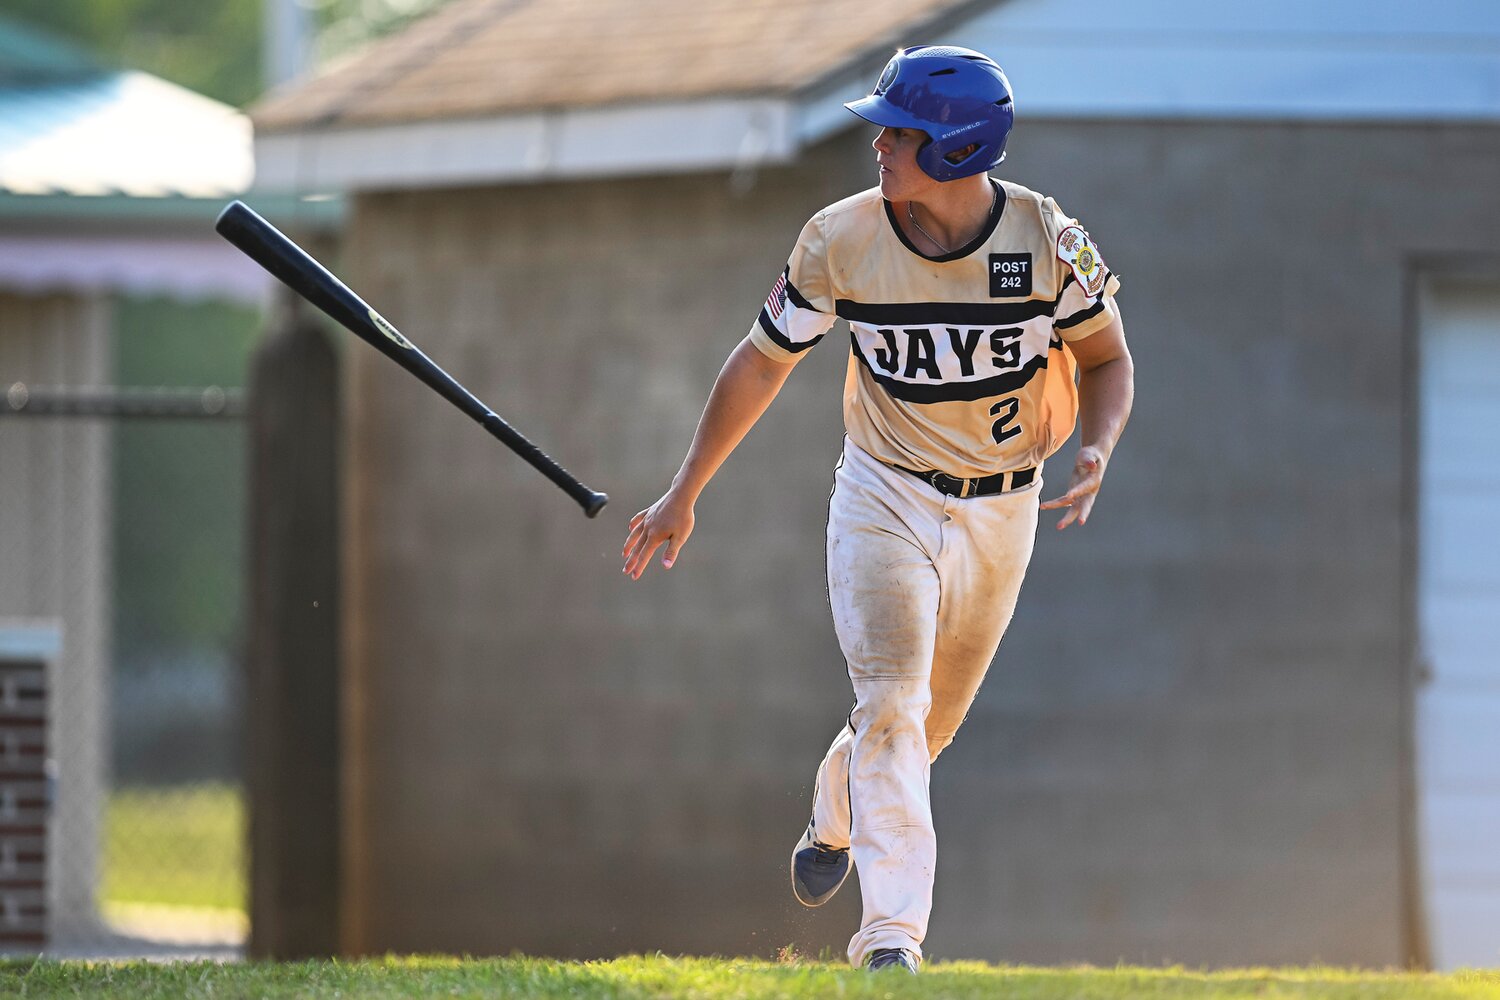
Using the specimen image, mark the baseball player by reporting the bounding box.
[623,45,1134,973]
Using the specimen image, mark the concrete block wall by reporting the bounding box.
[335,120,1500,966]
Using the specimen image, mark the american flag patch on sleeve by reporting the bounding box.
[748,256,833,359]
[766,270,789,320]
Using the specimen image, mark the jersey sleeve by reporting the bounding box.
[747,213,838,362]
[1044,197,1122,343]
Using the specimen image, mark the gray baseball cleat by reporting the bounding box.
[865,947,919,974]
[790,822,850,907]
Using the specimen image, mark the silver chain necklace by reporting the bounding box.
[907,184,996,255]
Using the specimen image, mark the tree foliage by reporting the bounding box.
[4,0,450,108]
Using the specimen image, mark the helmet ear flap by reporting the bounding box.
[913,132,935,168]
[916,140,990,183]
[914,142,946,182]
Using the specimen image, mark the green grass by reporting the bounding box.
[100,783,245,912]
[1,955,1497,999]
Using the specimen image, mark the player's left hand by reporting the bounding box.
[1039,444,1107,530]
[622,488,696,580]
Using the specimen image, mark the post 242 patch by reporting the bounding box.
[989,253,1032,297]
[1056,225,1108,298]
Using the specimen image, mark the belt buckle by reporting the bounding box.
[928,472,972,498]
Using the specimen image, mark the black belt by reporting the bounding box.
[891,463,1035,498]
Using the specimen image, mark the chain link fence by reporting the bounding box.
[0,382,249,958]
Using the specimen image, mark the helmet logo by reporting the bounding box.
[876,59,898,94]
[940,121,984,141]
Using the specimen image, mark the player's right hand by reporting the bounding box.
[623,490,696,580]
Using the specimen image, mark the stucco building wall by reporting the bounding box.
[0,291,114,943]
[336,120,1500,965]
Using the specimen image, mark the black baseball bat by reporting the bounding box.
[215,200,608,518]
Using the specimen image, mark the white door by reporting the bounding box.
[1418,276,1500,969]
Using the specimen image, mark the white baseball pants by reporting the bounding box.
[811,437,1039,967]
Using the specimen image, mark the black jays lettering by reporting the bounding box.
[874,328,945,379]
[903,329,941,380]
[989,328,1022,370]
[947,328,983,377]
[874,329,901,373]
[866,326,1031,382]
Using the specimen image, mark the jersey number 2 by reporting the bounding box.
[989,397,1020,445]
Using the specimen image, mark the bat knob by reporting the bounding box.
[582,491,609,519]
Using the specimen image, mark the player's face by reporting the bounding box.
[872,126,934,201]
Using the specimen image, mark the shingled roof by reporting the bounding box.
[251,0,1500,193]
[253,0,978,131]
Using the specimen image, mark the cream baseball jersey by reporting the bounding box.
[749,179,1121,479]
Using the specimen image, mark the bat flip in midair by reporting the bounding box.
[216,200,608,518]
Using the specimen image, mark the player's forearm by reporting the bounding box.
[1076,353,1134,462]
[670,337,796,500]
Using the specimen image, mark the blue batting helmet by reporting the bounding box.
[844,45,1014,182]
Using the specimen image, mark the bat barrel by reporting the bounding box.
[215,201,370,338]
[216,200,609,518]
